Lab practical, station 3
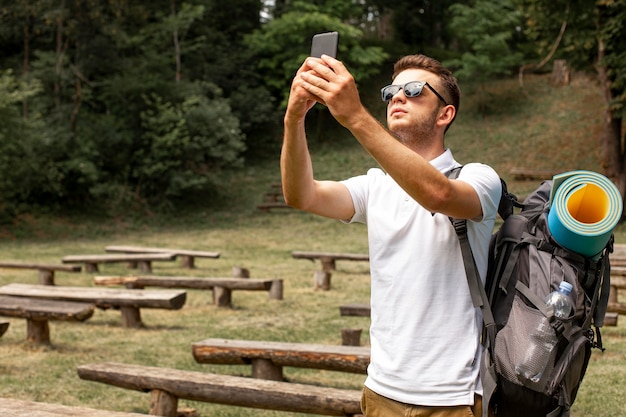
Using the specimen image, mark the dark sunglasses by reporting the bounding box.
[381,81,448,105]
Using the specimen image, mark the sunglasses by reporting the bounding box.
[381,81,448,105]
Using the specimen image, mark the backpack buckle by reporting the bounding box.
[452,218,467,236]
[550,317,565,336]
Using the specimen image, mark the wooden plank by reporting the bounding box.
[77,362,363,416]
[105,246,220,258]
[607,302,626,315]
[256,202,292,212]
[94,275,273,291]
[0,283,186,310]
[192,338,370,374]
[292,251,369,262]
[0,398,150,417]
[510,168,561,181]
[340,303,371,317]
[609,275,626,288]
[0,295,94,321]
[0,261,81,272]
[62,253,176,264]
[610,257,626,267]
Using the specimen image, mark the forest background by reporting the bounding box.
[0,0,625,226]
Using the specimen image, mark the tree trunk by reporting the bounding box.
[596,36,625,204]
[22,23,30,120]
[550,60,570,86]
[596,22,626,217]
[171,0,181,83]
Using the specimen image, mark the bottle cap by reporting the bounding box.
[558,281,573,294]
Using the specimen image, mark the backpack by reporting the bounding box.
[446,167,613,417]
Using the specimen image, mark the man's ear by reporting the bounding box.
[437,104,456,128]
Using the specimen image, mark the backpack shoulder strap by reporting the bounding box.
[444,166,497,345]
[445,166,499,417]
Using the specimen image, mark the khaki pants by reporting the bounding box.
[360,386,483,417]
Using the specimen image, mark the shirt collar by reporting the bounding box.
[429,148,459,173]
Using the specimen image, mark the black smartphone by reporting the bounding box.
[310,32,339,58]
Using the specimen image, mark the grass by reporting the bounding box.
[0,72,625,416]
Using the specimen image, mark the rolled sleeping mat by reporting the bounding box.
[548,170,623,258]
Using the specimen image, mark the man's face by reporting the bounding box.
[385,69,444,144]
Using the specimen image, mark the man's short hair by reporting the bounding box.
[392,55,460,130]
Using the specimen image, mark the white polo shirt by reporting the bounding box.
[341,149,501,406]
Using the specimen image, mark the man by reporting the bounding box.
[281,53,501,417]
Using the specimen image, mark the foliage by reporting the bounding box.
[1,0,625,220]
[596,0,626,113]
[244,5,389,108]
[445,0,525,83]
[515,0,626,204]
[0,1,265,217]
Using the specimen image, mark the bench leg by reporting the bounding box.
[150,389,178,417]
[138,261,153,273]
[0,321,9,338]
[314,270,332,291]
[269,279,283,300]
[180,255,195,269]
[38,269,55,286]
[232,266,250,278]
[27,319,50,344]
[121,307,143,328]
[213,287,232,308]
[320,257,336,272]
[341,328,363,346]
[85,262,99,273]
[251,358,283,381]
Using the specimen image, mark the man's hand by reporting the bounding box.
[299,55,366,128]
[284,60,323,125]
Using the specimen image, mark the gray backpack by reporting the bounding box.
[448,170,612,417]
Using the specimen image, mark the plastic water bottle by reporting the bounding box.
[516,281,574,383]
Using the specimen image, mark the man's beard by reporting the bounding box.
[390,107,440,148]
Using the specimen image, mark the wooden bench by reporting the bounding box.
[340,303,371,317]
[61,253,177,273]
[610,244,626,267]
[0,295,94,344]
[94,275,283,308]
[0,283,186,328]
[256,202,292,212]
[510,168,561,181]
[77,362,363,417]
[0,398,150,417]
[0,261,81,285]
[607,272,626,322]
[257,183,292,212]
[292,251,369,272]
[192,338,370,381]
[104,245,220,269]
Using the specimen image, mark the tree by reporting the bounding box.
[445,0,525,114]
[518,0,626,202]
[245,3,388,108]
[0,0,258,215]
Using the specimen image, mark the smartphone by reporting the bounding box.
[310,32,339,58]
